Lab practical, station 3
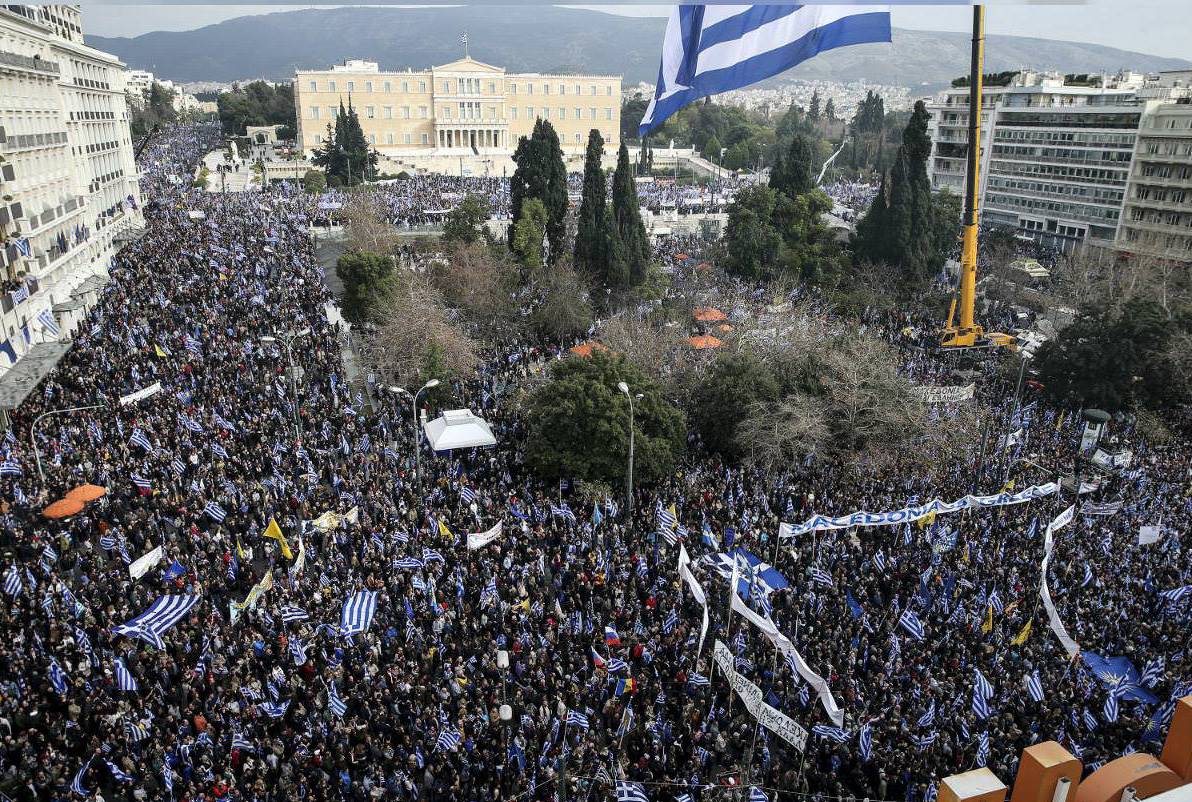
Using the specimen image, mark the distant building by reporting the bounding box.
[925,69,1192,262]
[293,57,621,168]
[0,4,142,385]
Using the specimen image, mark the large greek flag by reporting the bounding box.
[640,5,891,136]
[340,590,378,636]
[113,594,200,649]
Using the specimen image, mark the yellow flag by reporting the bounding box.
[154,344,168,358]
[438,520,453,540]
[917,511,936,529]
[981,603,993,634]
[515,598,530,612]
[235,538,246,560]
[1011,619,1032,645]
[263,517,293,559]
[1000,479,1016,493]
[1055,410,1066,431]
[962,543,970,563]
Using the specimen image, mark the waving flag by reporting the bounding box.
[329,681,348,716]
[113,594,200,649]
[640,5,891,135]
[340,590,378,636]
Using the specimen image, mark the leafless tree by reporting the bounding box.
[431,242,523,342]
[341,190,402,255]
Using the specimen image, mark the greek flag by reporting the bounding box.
[1141,657,1165,688]
[917,701,936,728]
[50,658,69,694]
[436,726,462,751]
[1159,585,1190,603]
[114,657,138,692]
[289,637,308,665]
[281,605,309,623]
[898,609,924,641]
[3,565,21,596]
[203,501,227,522]
[329,681,348,716]
[639,5,891,135]
[859,722,873,761]
[1025,670,1044,703]
[130,429,153,451]
[1103,684,1122,723]
[70,757,92,796]
[750,788,769,802]
[125,719,149,742]
[340,590,378,635]
[809,567,833,587]
[460,486,476,505]
[113,594,200,649]
[616,781,650,802]
[566,710,590,730]
[131,473,151,490]
[105,759,135,783]
[811,725,850,743]
[258,700,290,718]
[37,308,60,338]
[232,731,255,751]
[663,609,678,634]
[0,459,21,476]
[976,731,991,767]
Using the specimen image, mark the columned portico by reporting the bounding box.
[436,124,509,152]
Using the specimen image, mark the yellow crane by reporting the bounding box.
[940,5,1016,350]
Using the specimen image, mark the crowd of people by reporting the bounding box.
[0,123,1189,802]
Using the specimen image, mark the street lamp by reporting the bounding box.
[31,404,105,483]
[259,328,311,443]
[389,378,440,492]
[617,382,642,518]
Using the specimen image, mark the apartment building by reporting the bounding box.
[0,4,141,388]
[294,58,621,161]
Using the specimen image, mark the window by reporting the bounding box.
[590,85,597,96]
[314,134,322,144]
[542,108,549,119]
[590,107,596,120]
[575,133,581,144]
[386,133,394,145]
[510,84,518,96]
[527,84,533,95]
[347,81,355,92]
[383,106,392,119]
[558,107,566,120]
[404,133,412,144]
[511,107,519,120]
[309,80,316,92]
[575,108,581,120]
[419,81,426,92]
[527,106,534,118]
[419,106,428,118]
[365,81,373,92]
[559,83,566,95]
[442,106,452,118]
[366,106,375,118]
[401,81,408,92]
[575,84,581,95]
[543,84,550,95]
[606,86,613,96]
[310,107,320,120]
[384,81,391,92]
[369,134,376,144]
[443,81,451,92]
[421,133,429,144]
[402,106,410,119]
[329,80,337,92]
[604,108,612,121]
[329,106,338,118]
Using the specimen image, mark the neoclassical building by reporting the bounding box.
[293,58,622,160]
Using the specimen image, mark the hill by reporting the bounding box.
[87,6,1191,89]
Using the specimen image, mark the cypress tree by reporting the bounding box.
[574,129,608,279]
[610,143,649,287]
[510,119,568,262]
[883,149,914,266]
[771,134,815,199]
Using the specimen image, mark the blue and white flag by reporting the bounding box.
[811,724,850,743]
[49,658,70,694]
[130,429,153,451]
[749,788,769,802]
[639,5,891,135]
[898,608,924,641]
[1025,670,1044,703]
[114,657,138,692]
[436,726,462,751]
[340,590,378,636]
[112,594,201,649]
[566,710,590,730]
[203,501,227,523]
[329,681,348,716]
[70,757,92,796]
[859,722,873,761]
[281,605,309,623]
[258,700,290,718]
[616,781,650,802]
[37,308,60,338]
[702,548,788,600]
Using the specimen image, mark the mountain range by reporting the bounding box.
[87,6,1191,89]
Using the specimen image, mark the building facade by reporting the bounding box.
[293,58,621,163]
[926,69,1192,262]
[0,4,141,382]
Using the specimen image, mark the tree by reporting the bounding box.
[770,134,815,199]
[335,251,396,323]
[824,98,836,122]
[311,102,375,187]
[302,170,326,193]
[609,143,650,287]
[574,130,609,279]
[703,135,723,162]
[530,263,594,341]
[723,141,752,171]
[130,81,177,138]
[512,198,549,271]
[808,90,822,121]
[432,243,522,340]
[510,119,568,262]
[691,351,780,460]
[442,194,491,245]
[216,81,296,136]
[524,351,686,486]
[723,185,782,280]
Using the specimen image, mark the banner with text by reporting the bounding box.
[713,640,808,751]
[910,383,975,403]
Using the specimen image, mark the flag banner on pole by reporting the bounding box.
[128,544,164,580]
[701,548,789,599]
[1039,506,1080,658]
[466,520,503,550]
[113,595,200,649]
[639,5,891,135]
[676,544,710,660]
[713,639,808,751]
[118,382,163,407]
[779,482,1059,538]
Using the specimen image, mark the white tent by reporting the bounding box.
[423,409,497,452]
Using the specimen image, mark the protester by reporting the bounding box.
[0,123,1187,802]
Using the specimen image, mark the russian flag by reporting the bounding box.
[605,626,621,647]
[590,647,606,668]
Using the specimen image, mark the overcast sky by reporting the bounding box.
[82,2,1191,61]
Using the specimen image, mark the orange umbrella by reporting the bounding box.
[569,341,609,358]
[65,484,107,503]
[717,324,734,333]
[43,497,85,519]
[694,307,727,322]
[673,253,689,261]
[687,335,723,350]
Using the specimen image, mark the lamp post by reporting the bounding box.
[390,379,440,492]
[617,382,642,518]
[31,404,105,483]
[260,328,310,444]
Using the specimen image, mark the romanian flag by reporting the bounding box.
[263,517,293,559]
[1011,620,1032,646]
[615,677,637,695]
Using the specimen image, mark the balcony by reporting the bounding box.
[0,131,69,153]
[0,50,60,77]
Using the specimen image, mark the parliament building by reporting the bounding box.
[293,58,622,164]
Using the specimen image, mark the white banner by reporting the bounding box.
[1040,505,1080,659]
[128,544,163,580]
[1138,524,1162,546]
[119,382,162,407]
[779,482,1059,538]
[730,592,844,727]
[713,640,808,751]
[467,521,503,550]
[910,383,975,403]
[677,545,710,660]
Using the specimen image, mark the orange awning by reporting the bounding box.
[717,324,734,333]
[694,307,727,322]
[65,484,107,503]
[673,253,689,261]
[569,341,610,358]
[43,497,85,519]
[687,335,723,350]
